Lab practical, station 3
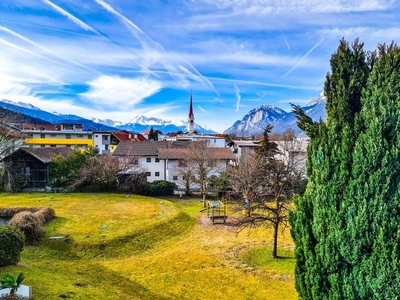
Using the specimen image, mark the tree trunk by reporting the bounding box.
[272,219,279,259]
[202,181,207,207]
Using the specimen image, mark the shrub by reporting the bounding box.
[143,180,177,197]
[0,226,24,266]
[9,212,43,245]
[34,207,55,225]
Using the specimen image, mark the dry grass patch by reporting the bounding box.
[0,194,297,300]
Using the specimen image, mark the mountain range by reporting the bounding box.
[0,93,327,136]
[224,92,326,136]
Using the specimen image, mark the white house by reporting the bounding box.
[93,131,112,155]
[158,147,236,190]
[112,140,236,189]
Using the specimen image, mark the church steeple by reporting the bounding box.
[187,92,195,134]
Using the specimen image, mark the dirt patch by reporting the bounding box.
[197,215,241,231]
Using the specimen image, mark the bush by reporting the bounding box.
[34,207,55,225]
[143,180,177,197]
[0,226,24,266]
[9,212,43,245]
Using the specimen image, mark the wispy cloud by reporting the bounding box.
[0,25,97,73]
[194,0,397,14]
[197,105,208,113]
[94,0,218,93]
[81,75,162,108]
[42,0,98,33]
[283,38,325,78]
[0,37,60,65]
[234,83,241,112]
[280,28,291,50]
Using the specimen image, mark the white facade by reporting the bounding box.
[93,132,111,155]
[166,134,226,148]
[165,159,228,190]
[138,156,166,182]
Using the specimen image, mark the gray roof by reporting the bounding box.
[158,148,236,160]
[112,140,203,157]
[19,147,74,163]
[112,141,169,157]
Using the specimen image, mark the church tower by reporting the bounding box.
[187,92,195,134]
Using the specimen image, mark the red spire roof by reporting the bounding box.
[188,92,194,118]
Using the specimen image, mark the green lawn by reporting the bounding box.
[0,193,297,300]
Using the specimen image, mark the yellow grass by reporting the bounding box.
[0,193,297,299]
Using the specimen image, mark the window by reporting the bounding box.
[40,134,45,138]
[50,134,57,137]
[105,145,109,150]
[104,136,108,140]
[146,172,151,176]
[173,176,178,180]
[155,158,160,163]
[20,167,30,176]
[132,158,139,165]
[146,158,151,163]
[155,172,160,177]
[50,145,56,147]
[88,135,92,139]
[66,134,71,139]
[95,135,98,137]
[77,134,84,138]
[40,145,45,148]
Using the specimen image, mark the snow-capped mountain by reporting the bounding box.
[94,115,216,134]
[224,93,327,136]
[0,99,216,134]
[224,104,287,136]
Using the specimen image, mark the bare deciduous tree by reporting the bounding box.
[0,112,25,192]
[188,141,226,207]
[228,127,306,258]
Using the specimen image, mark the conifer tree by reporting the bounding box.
[148,127,155,141]
[290,39,371,299]
[342,43,400,298]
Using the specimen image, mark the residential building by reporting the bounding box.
[110,131,146,153]
[112,140,235,189]
[158,147,236,190]
[23,123,94,150]
[93,131,112,155]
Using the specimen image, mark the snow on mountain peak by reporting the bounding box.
[1,99,41,110]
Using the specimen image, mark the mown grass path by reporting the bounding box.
[0,194,297,299]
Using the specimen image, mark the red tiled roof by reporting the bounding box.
[141,129,163,135]
[23,124,58,130]
[112,132,147,142]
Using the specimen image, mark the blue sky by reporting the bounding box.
[1,0,399,132]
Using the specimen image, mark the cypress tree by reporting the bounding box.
[342,43,400,298]
[290,39,371,299]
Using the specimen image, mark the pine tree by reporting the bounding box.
[290,39,371,299]
[148,127,155,141]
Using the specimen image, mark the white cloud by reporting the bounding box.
[234,83,241,112]
[193,0,397,14]
[82,75,162,107]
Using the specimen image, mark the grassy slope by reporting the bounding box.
[0,194,297,300]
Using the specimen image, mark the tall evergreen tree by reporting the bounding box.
[148,127,155,141]
[342,43,400,298]
[290,39,372,299]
